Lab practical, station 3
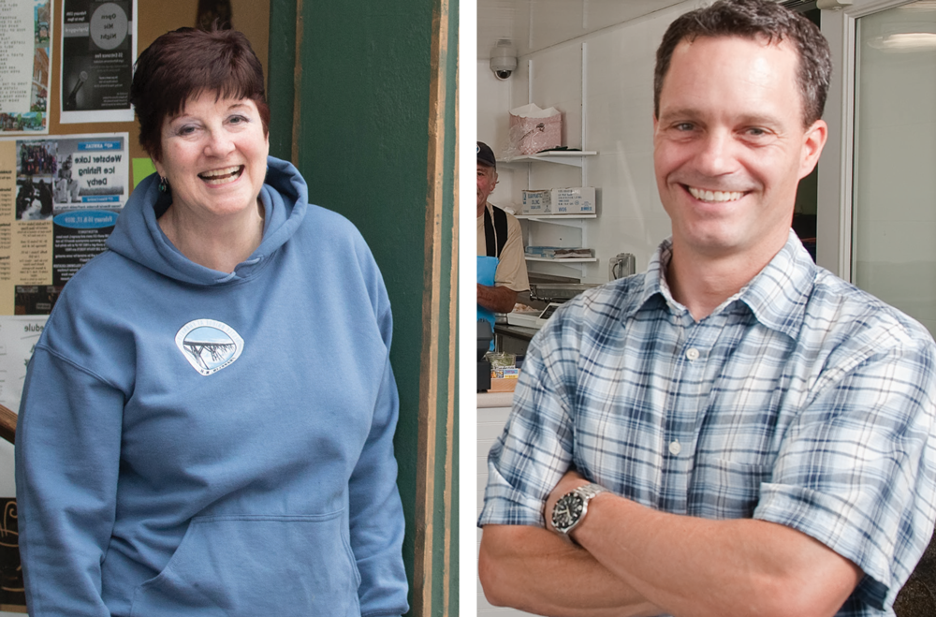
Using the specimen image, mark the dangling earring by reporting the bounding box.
[158,176,169,193]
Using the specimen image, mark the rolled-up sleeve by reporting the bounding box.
[479,318,577,528]
[755,336,936,611]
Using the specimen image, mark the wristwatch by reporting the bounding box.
[550,482,609,539]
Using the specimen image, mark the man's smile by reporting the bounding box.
[685,185,745,203]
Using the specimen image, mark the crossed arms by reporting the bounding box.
[479,469,861,616]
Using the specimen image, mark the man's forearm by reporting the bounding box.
[477,283,518,314]
[558,482,862,616]
[479,524,661,616]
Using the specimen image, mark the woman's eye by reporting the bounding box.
[177,125,198,136]
[228,115,248,125]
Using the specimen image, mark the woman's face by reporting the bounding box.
[154,92,269,222]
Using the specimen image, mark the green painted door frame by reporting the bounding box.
[267,1,458,615]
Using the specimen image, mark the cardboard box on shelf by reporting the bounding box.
[553,187,596,214]
[521,187,596,215]
[521,189,551,214]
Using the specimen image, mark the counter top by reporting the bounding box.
[494,323,539,341]
[477,391,515,408]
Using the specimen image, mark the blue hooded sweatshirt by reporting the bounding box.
[15,157,409,616]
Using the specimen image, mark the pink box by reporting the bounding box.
[509,110,562,155]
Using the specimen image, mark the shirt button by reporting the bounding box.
[669,440,681,455]
[686,347,700,361]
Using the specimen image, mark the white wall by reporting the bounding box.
[851,5,936,335]
[478,1,705,283]
[477,56,518,218]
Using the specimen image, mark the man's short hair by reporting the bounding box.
[653,0,831,127]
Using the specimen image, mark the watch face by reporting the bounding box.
[552,493,586,531]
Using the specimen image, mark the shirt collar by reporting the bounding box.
[639,238,675,311]
[739,230,818,339]
[637,230,817,339]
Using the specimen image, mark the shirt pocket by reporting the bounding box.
[690,458,772,519]
[129,512,362,617]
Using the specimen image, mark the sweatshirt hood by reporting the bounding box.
[106,156,308,285]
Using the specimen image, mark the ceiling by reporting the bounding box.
[477,0,688,59]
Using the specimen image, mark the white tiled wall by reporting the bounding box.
[478,1,705,284]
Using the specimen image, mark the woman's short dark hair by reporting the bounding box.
[130,27,269,161]
[654,0,831,127]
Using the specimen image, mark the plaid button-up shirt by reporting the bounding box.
[479,232,936,615]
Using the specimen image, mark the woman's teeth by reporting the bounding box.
[687,186,743,203]
[199,166,242,185]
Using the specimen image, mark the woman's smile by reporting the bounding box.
[198,165,245,185]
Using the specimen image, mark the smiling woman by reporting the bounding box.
[133,28,271,273]
[154,94,269,272]
[14,27,409,617]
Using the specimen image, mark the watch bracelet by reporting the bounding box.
[552,482,610,539]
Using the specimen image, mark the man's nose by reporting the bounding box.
[694,130,737,177]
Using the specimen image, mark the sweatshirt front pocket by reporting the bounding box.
[130,512,361,617]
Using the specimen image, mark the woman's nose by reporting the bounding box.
[204,130,235,157]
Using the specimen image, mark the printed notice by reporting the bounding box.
[0,133,128,314]
[60,0,137,124]
[0,315,46,413]
[0,0,52,136]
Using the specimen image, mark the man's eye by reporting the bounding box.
[674,122,694,131]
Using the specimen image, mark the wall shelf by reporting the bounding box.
[498,151,598,168]
[515,214,597,221]
[501,148,600,277]
[525,256,598,263]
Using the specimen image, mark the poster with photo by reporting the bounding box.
[0,0,53,136]
[0,133,128,315]
[59,0,137,124]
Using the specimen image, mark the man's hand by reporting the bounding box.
[480,467,660,616]
[477,283,518,314]
[534,464,864,616]
[544,469,590,534]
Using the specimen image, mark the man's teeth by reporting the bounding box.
[199,166,242,184]
[687,186,743,203]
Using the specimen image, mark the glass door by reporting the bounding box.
[851,1,936,335]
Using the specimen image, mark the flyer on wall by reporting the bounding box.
[0,0,53,137]
[0,132,128,317]
[59,0,137,124]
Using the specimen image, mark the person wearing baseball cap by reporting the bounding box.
[477,141,529,328]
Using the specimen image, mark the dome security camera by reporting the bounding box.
[490,39,517,80]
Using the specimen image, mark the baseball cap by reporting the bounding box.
[477,141,496,169]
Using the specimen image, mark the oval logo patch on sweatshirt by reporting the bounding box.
[175,319,245,376]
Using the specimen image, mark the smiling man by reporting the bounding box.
[478,1,936,615]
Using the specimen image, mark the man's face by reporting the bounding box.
[653,35,827,261]
[477,163,497,214]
